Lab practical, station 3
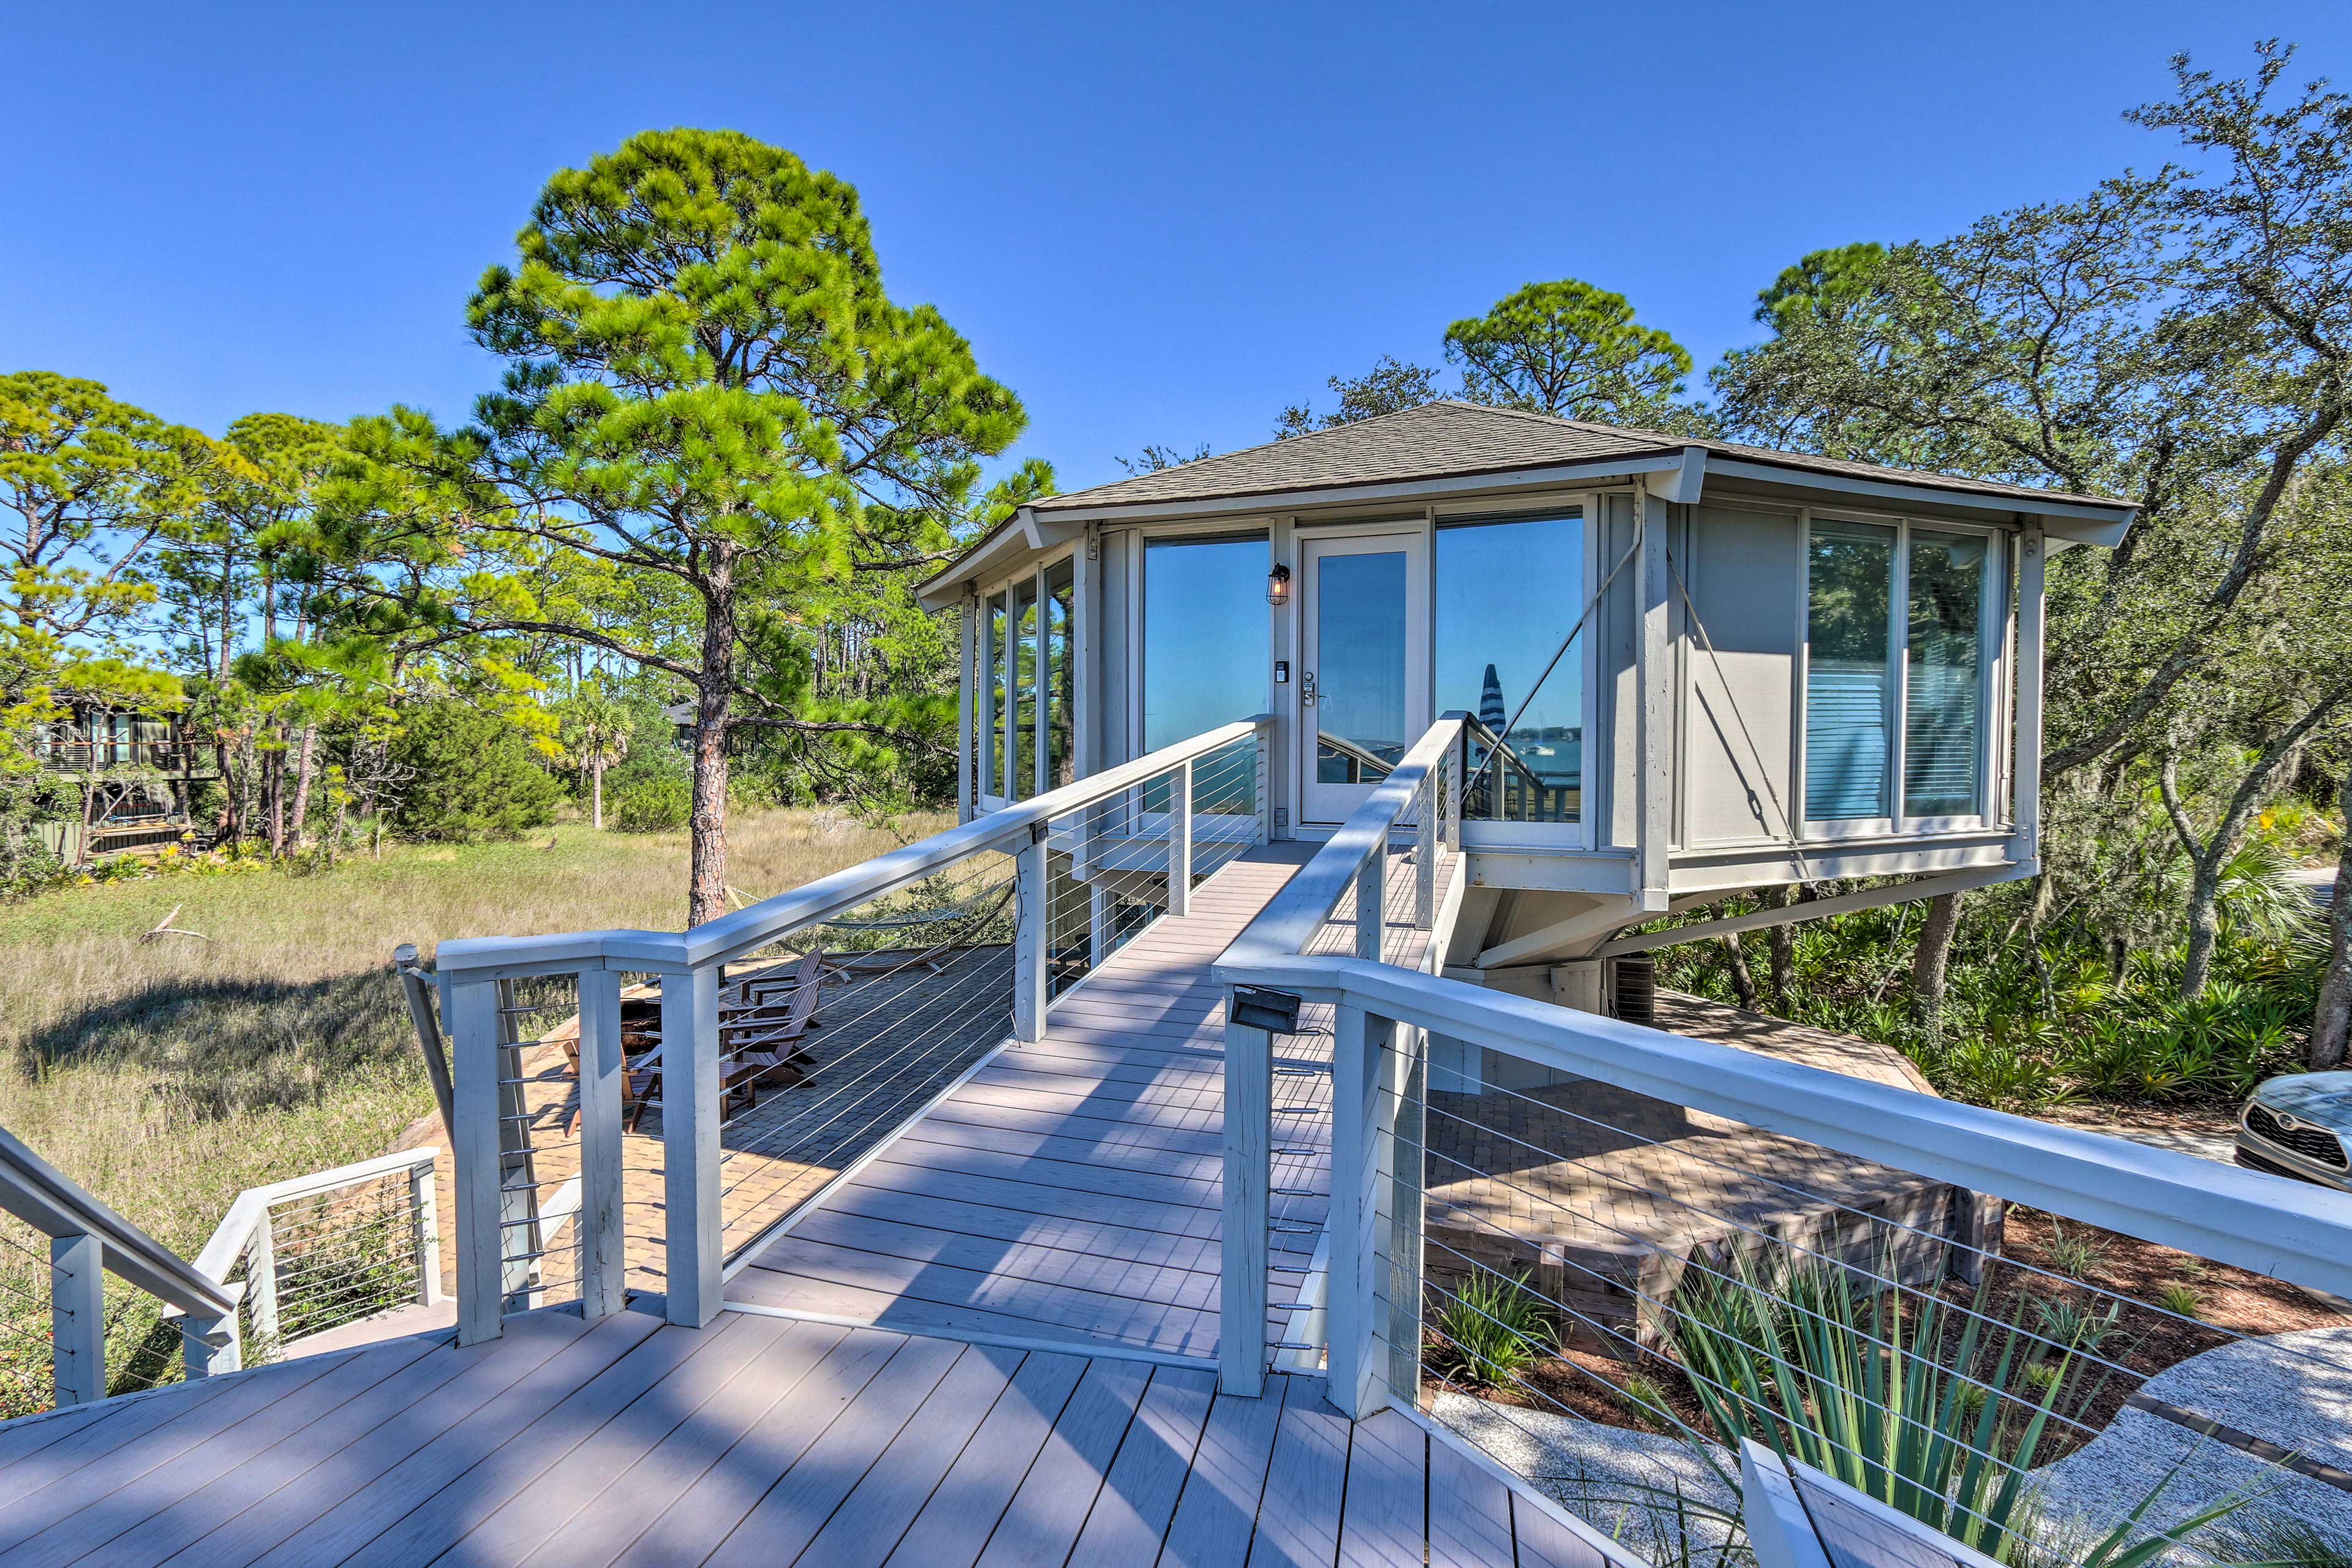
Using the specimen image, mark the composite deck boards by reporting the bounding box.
[733,847,1376,1363]
[0,835,1630,1564]
[0,1306,1616,1567]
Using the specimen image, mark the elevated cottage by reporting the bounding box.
[29,402,2352,1568]
[919,401,2135,1039]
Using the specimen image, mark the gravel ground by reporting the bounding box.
[2034,1324,2352,1544]
[1429,1391,1744,1558]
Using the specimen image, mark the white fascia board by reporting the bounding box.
[1702,457,2136,543]
[1646,445,1708,505]
[914,508,1088,610]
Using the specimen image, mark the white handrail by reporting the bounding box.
[192,1145,440,1282]
[434,715,1274,982]
[0,1124,233,1319]
[435,716,1279,1349]
[1222,714,1466,964]
[1212,950,2352,1305]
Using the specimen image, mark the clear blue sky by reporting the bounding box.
[4,2,2345,495]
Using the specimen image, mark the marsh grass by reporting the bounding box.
[0,806,943,1415]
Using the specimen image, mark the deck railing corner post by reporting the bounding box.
[1013,826,1049,1043]
[577,967,628,1320]
[50,1231,104,1406]
[1220,1010,1272,1396]
[1255,720,1274,845]
[180,1303,241,1380]
[660,963,725,1327]
[447,975,508,1345]
[410,1153,444,1310]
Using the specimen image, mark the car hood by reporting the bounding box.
[2253,1071,2352,1125]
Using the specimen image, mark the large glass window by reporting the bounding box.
[1804,518,1994,825]
[1904,530,1986,818]
[1804,520,1897,821]
[1436,510,1585,821]
[985,590,1008,797]
[1142,533,1268,750]
[1046,559,1075,790]
[1011,576,1038,800]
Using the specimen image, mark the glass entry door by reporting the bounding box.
[1300,531,1428,824]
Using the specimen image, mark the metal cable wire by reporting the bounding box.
[1401,1066,2332,1382]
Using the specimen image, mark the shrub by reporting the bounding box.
[610,775,692,833]
[2157,1282,2202,1320]
[387,701,560,843]
[1430,1268,1553,1389]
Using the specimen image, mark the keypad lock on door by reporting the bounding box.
[1300,671,1319,707]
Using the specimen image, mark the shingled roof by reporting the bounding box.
[1030,401,2127,514]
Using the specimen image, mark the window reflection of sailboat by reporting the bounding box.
[1467,662,1581,820]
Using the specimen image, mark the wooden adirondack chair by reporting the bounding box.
[717,948,827,1113]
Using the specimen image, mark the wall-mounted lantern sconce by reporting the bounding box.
[1266,562,1292,607]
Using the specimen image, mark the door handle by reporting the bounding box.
[1300,672,1318,707]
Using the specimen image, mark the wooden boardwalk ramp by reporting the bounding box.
[728,845,1409,1364]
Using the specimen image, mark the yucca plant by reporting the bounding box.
[1670,1250,2073,1557]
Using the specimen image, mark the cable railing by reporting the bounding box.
[190,1147,442,1368]
[1212,710,1466,1395]
[426,715,1276,1347]
[0,1125,240,1419]
[1208,936,2352,1565]
[1460,713,1580,824]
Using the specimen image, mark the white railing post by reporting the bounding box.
[661,964,723,1327]
[1014,826,1049,1042]
[576,970,628,1320]
[50,1232,103,1406]
[1355,838,1385,961]
[1254,725,1273,845]
[182,1303,239,1379]
[245,1213,280,1355]
[448,976,507,1345]
[1328,1003,1400,1419]
[1169,760,1193,918]
[409,1156,443,1309]
[1414,774,1436,930]
[1741,1441,1836,1568]
[1219,1012,1271,1397]
[1449,729,1468,847]
[1387,1025,1426,1406]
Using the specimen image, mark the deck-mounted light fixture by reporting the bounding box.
[1266,562,1292,607]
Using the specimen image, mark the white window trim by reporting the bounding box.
[1441,494,1599,853]
[970,548,1077,814]
[1792,508,2005,840]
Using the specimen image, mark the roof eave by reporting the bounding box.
[914,506,1091,610]
[1697,456,2136,544]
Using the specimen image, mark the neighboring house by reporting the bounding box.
[34,704,217,859]
[918,400,2134,1048]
